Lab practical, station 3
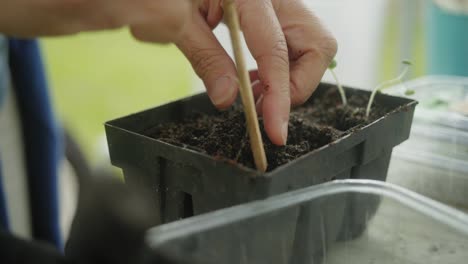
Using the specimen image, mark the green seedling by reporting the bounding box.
[328,59,347,105]
[404,89,415,96]
[366,60,412,118]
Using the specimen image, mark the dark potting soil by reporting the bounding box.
[144,88,389,171]
[297,88,389,131]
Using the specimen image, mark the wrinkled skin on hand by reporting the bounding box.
[177,0,337,145]
[0,0,337,145]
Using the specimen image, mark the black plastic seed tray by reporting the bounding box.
[105,83,417,239]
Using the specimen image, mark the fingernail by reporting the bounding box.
[211,76,236,108]
[282,121,289,145]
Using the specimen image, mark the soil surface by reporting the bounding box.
[297,88,389,131]
[144,88,390,171]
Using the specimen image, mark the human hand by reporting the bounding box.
[0,0,191,43]
[176,0,337,146]
[0,0,337,146]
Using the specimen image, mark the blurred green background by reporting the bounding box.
[42,29,193,162]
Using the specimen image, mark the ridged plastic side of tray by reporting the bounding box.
[105,84,417,231]
[145,180,468,264]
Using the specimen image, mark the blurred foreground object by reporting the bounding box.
[146,180,468,263]
[66,177,185,264]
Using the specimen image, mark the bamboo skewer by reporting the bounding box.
[223,0,268,172]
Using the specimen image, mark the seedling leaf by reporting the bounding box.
[327,58,347,105]
[405,89,415,96]
[402,60,412,66]
[366,61,413,118]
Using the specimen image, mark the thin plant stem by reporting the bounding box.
[329,68,347,105]
[235,129,249,162]
[365,64,411,118]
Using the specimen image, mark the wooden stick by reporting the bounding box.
[223,0,268,173]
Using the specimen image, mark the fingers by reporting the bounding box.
[130,0,192,43]
[199,0,224,29]
[176,7,239,109]
[234,0,290,146]
[176,0,336,149]
[249,70,263,99]
[277,0,337,106]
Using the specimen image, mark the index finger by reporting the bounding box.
[232,0,290,146]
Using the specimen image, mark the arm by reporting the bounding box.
[0,0,191,43]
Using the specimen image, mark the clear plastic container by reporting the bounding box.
[146,180,468,264]
[387,76,468,211]
[399,124,468,160]
[388,124,468,211]
[388,152,468,213]
[390,75,468,131]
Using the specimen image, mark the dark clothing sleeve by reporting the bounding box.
[8,38,63,248]
[0,230,70,264]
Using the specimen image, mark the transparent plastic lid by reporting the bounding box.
[387,76,468,210]
[389,141,468,211]
[146,180,468,264]
[394,123,468,170]
[390,75,468,131]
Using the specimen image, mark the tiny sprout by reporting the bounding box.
[328,59,337,70]
[366,61,412,118]
[405,89,415,96]
[328,59,347,105]
[402,60,412,66]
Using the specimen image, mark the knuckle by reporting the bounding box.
[158,18,187,38]
[189,47,227,79]
[272,36,289,61]
[130,27,148,42]
[290,80,309,106]
[319,35,338,65]
[130,7,190,43]
[137,3,189,41]
[256,36,290,70]
[200,0,223,28]
[300,34,338,69]
[235,0,273,24]
[160,2,191,30]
